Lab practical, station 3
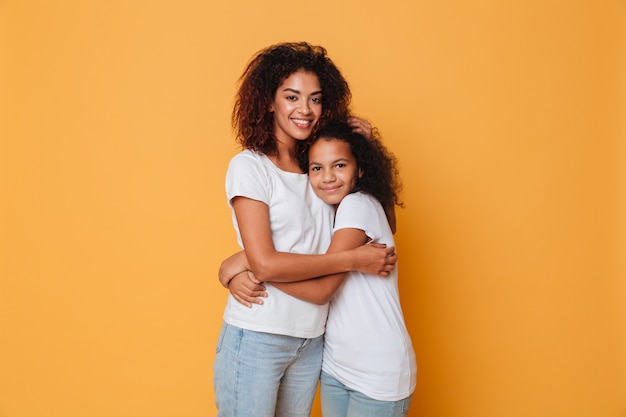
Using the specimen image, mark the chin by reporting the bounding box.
[294,131,313,140]
[322,198,340,205]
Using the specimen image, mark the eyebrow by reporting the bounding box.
[309,157,350,167]
[281,87,323,96]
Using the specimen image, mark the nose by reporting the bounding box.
[298,100,312,115]
[322,170,335,182]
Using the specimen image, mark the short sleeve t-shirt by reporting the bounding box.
[223,150,334,338]
[322,192,417,400]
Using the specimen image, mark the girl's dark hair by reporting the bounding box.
[232,42,352,155]
[301,121,403,208]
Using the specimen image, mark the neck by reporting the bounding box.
[267,134,298,171]
[269,146,302,173]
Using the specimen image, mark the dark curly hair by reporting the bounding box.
[232,42,352,155]
[300,121,403,208]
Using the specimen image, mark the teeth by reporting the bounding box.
[292,119,310,126]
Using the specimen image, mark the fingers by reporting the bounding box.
[233,289,266,307]
[348,116,373,139]
[246,270,261,284]
[381,246,397,277]
[232,293,253,308]
[220,269,246,288]
[228,272,268,308]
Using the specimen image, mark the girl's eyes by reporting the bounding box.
[309,164,346,173]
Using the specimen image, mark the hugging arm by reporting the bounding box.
[227,196,395,283]
[220,196,395,307]
[226,227,369,306]
[271,227,368,304]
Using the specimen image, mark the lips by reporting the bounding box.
[291,118,312,127]
[321,186,341,193]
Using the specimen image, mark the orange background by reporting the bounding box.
[1,1,624,416]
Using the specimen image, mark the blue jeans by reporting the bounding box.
[320,371,413,417]
[213,322,323,417]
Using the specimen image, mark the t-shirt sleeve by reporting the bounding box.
[333,193,382,242]
[225,152,270,207]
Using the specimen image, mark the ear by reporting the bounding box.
[358,168,364,178]
[269,103,274,113]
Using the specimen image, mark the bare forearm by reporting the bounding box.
[271,273,347,305]
[250,250,354,283]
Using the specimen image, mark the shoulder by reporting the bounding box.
[229,149,263,165]
[228,150,269,172]
[340,192,380,211]
[336,192,382,223]
[226,150,274,193]
[336,192,392,243]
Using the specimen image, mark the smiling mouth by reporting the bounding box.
[322,187,340,193]
[292,118,312,127]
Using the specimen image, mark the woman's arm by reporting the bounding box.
[231,196,395,283]
[271,227,368,304]
[226,227,368,307]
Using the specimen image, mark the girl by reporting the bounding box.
[226,121,416,417]
[214,42,397,417]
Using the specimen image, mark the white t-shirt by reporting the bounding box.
[322,192,417,401]
[223,149,334,338]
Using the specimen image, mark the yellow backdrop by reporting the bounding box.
[1,1,624,416]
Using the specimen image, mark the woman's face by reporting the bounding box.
[270,70,322,144]
[307,138,361,207]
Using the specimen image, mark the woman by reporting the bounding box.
[213,42,396,417]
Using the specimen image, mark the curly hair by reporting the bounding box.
[232,42,352,155]
[300,121,403,208]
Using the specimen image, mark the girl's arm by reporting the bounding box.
[231,196,395,284]
[384,203,396,234]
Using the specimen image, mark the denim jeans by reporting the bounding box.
[213,322,323,417]
[320,371,413,417]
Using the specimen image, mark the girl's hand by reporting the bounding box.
[352,243,397,277]
[219,251,251,288]
[348,116,373,140]
[228,270,268,308]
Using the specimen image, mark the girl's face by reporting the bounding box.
[307,138,361,207]
[270,70,323,144]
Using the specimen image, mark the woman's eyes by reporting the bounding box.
[285,96,322,103]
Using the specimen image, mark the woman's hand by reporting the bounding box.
[228,270,268,308]
[352,243,397,277]
[348,116,373,140]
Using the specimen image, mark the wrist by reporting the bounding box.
[222,270,248,288]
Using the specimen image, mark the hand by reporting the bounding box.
[352,243,397,277]
[347,116,373,140]
[228,270,268,308]
[219,251,250,288]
